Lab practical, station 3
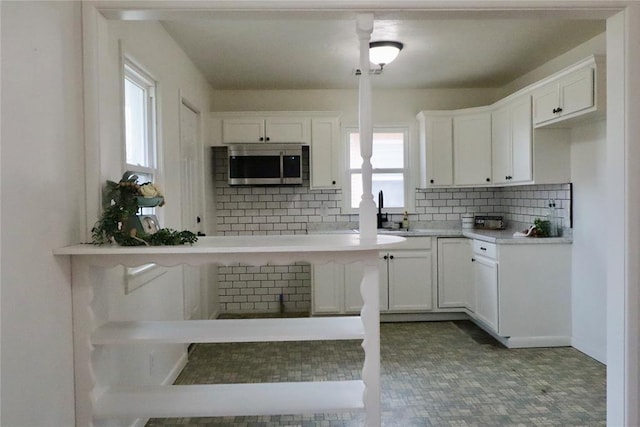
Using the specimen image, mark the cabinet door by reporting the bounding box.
[453,112,492,186]
[222,118,265,143]
[510,96,533,183]
[387,251,433,312]
[425,115,454,186]
[532,82,559,125]
[491,105,511,185]
[311,263,343,314]
[473,256,499,332]
[310,117,340,189]
[437,238,472,309]
[559,67,594,118]
[265,117,310,143]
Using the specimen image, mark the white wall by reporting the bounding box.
[91,18,216,426]
[570,120,607,363]
[1,2,83,425]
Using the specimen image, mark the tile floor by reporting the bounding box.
[146,321,605,426]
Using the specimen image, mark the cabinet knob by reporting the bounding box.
[332,180,336,185]
[471,258,476,262]
[390,255,394,260]
[266,137,270,142]
[486,178,490,182]
[480,247,487,251]
[557,107,563,113]
[430,179,434,184]
[259,137,264,141]
[383,255,389,260]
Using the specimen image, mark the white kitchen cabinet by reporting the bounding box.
[453,110,493,186]
[492,95,533,185]
[312,237,434,315]
[532,56,602,128]
[221,116,310,144]
[467,238,571,348]
[310,116,341,189]
[417,112,453,187]
[385,250,433,311]
[437,238,473,309]
[472,248,499,332]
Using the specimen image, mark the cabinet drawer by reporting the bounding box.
[473,240,497,259]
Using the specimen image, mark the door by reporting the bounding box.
[559,67,594,118]
[437,238,472,309]
[453,111,492,185]
[532,81,559,125]
[265,117,310,143]
[312,263,343,314]
[180,101,204,320]
[222,117,265,143]
[491,105,512,185]
[426,115,454,186]
[387,251,433,312]
[310,117,339,189]
[509,96,533,183]
[473,255,499,332]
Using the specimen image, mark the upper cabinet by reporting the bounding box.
[417,109,492,188]
[453,110,493,186]
[418,55,602,189]
[309,116,341,189]
[417,113,453,187]
[532,56,604,128]
[491,95,533,185]
[221,116,310,144]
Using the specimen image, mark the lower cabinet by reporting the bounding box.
[312,237,434,315]
[472,252,499,332]
[437,238,473,310]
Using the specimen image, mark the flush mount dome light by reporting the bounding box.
[369,41,403,68]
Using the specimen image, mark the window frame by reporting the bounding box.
[343,126,411,215]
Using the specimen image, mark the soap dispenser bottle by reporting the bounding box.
[402,211,409,230]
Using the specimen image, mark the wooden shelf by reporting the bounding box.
[92,317,365,345]
[94,381,365,419]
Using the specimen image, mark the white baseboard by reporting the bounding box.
[505,335,572,348]
[572,336,607,364]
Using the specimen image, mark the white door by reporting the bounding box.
[426,115,454,186]
[453,112,492,186]
[312,263,343,314]
[265,117,310,143]
[473,255,499,332]
[222,117,265,143]
[559,67,594,118]
[491,105,512,185]
[387,251,433,312]
[437,238,473,309]
[510,96,533,183]
[180,101,204,320]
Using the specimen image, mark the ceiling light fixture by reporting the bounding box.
[369,41,403,69]
[355,40,404,76]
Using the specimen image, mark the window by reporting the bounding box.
[346,128,408,211]
[123,60,158,214]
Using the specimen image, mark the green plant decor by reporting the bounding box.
[533,218,551,237]
[91,171,198,246]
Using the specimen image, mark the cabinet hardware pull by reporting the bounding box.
[486,178,490,182]
[556,107,563,113]
[471,258,476,262]
[266,137,270,141]
[480,247,487,251]
[332,180,336,185]
[430,179,434,184]
[383,255,388,260]
[390,255,394,260]
[259,137,264,141]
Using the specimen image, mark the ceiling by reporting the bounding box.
[160,12,605,90]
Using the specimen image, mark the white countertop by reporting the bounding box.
[311,227,572,245]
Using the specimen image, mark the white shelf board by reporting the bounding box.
[94,381,365,419]
[92,317,364,345]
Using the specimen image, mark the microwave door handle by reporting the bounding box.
[280,151,284,184]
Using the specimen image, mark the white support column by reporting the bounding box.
[356,13,376,242]
[360,255,381,426]
[356,13,381,427]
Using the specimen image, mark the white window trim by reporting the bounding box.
[343,125,412,215]
[120,47,165,291]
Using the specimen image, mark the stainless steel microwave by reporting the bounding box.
[228,144,303,186]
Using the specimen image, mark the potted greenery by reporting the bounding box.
[91,171,197,246]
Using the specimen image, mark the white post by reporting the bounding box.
[356,13,376,242]
[355,13,381,427]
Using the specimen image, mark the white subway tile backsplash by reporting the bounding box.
[212,147,571,314]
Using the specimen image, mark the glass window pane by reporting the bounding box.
[349,132,404,169]
[124,78,148,167]
[351,173,404,209]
